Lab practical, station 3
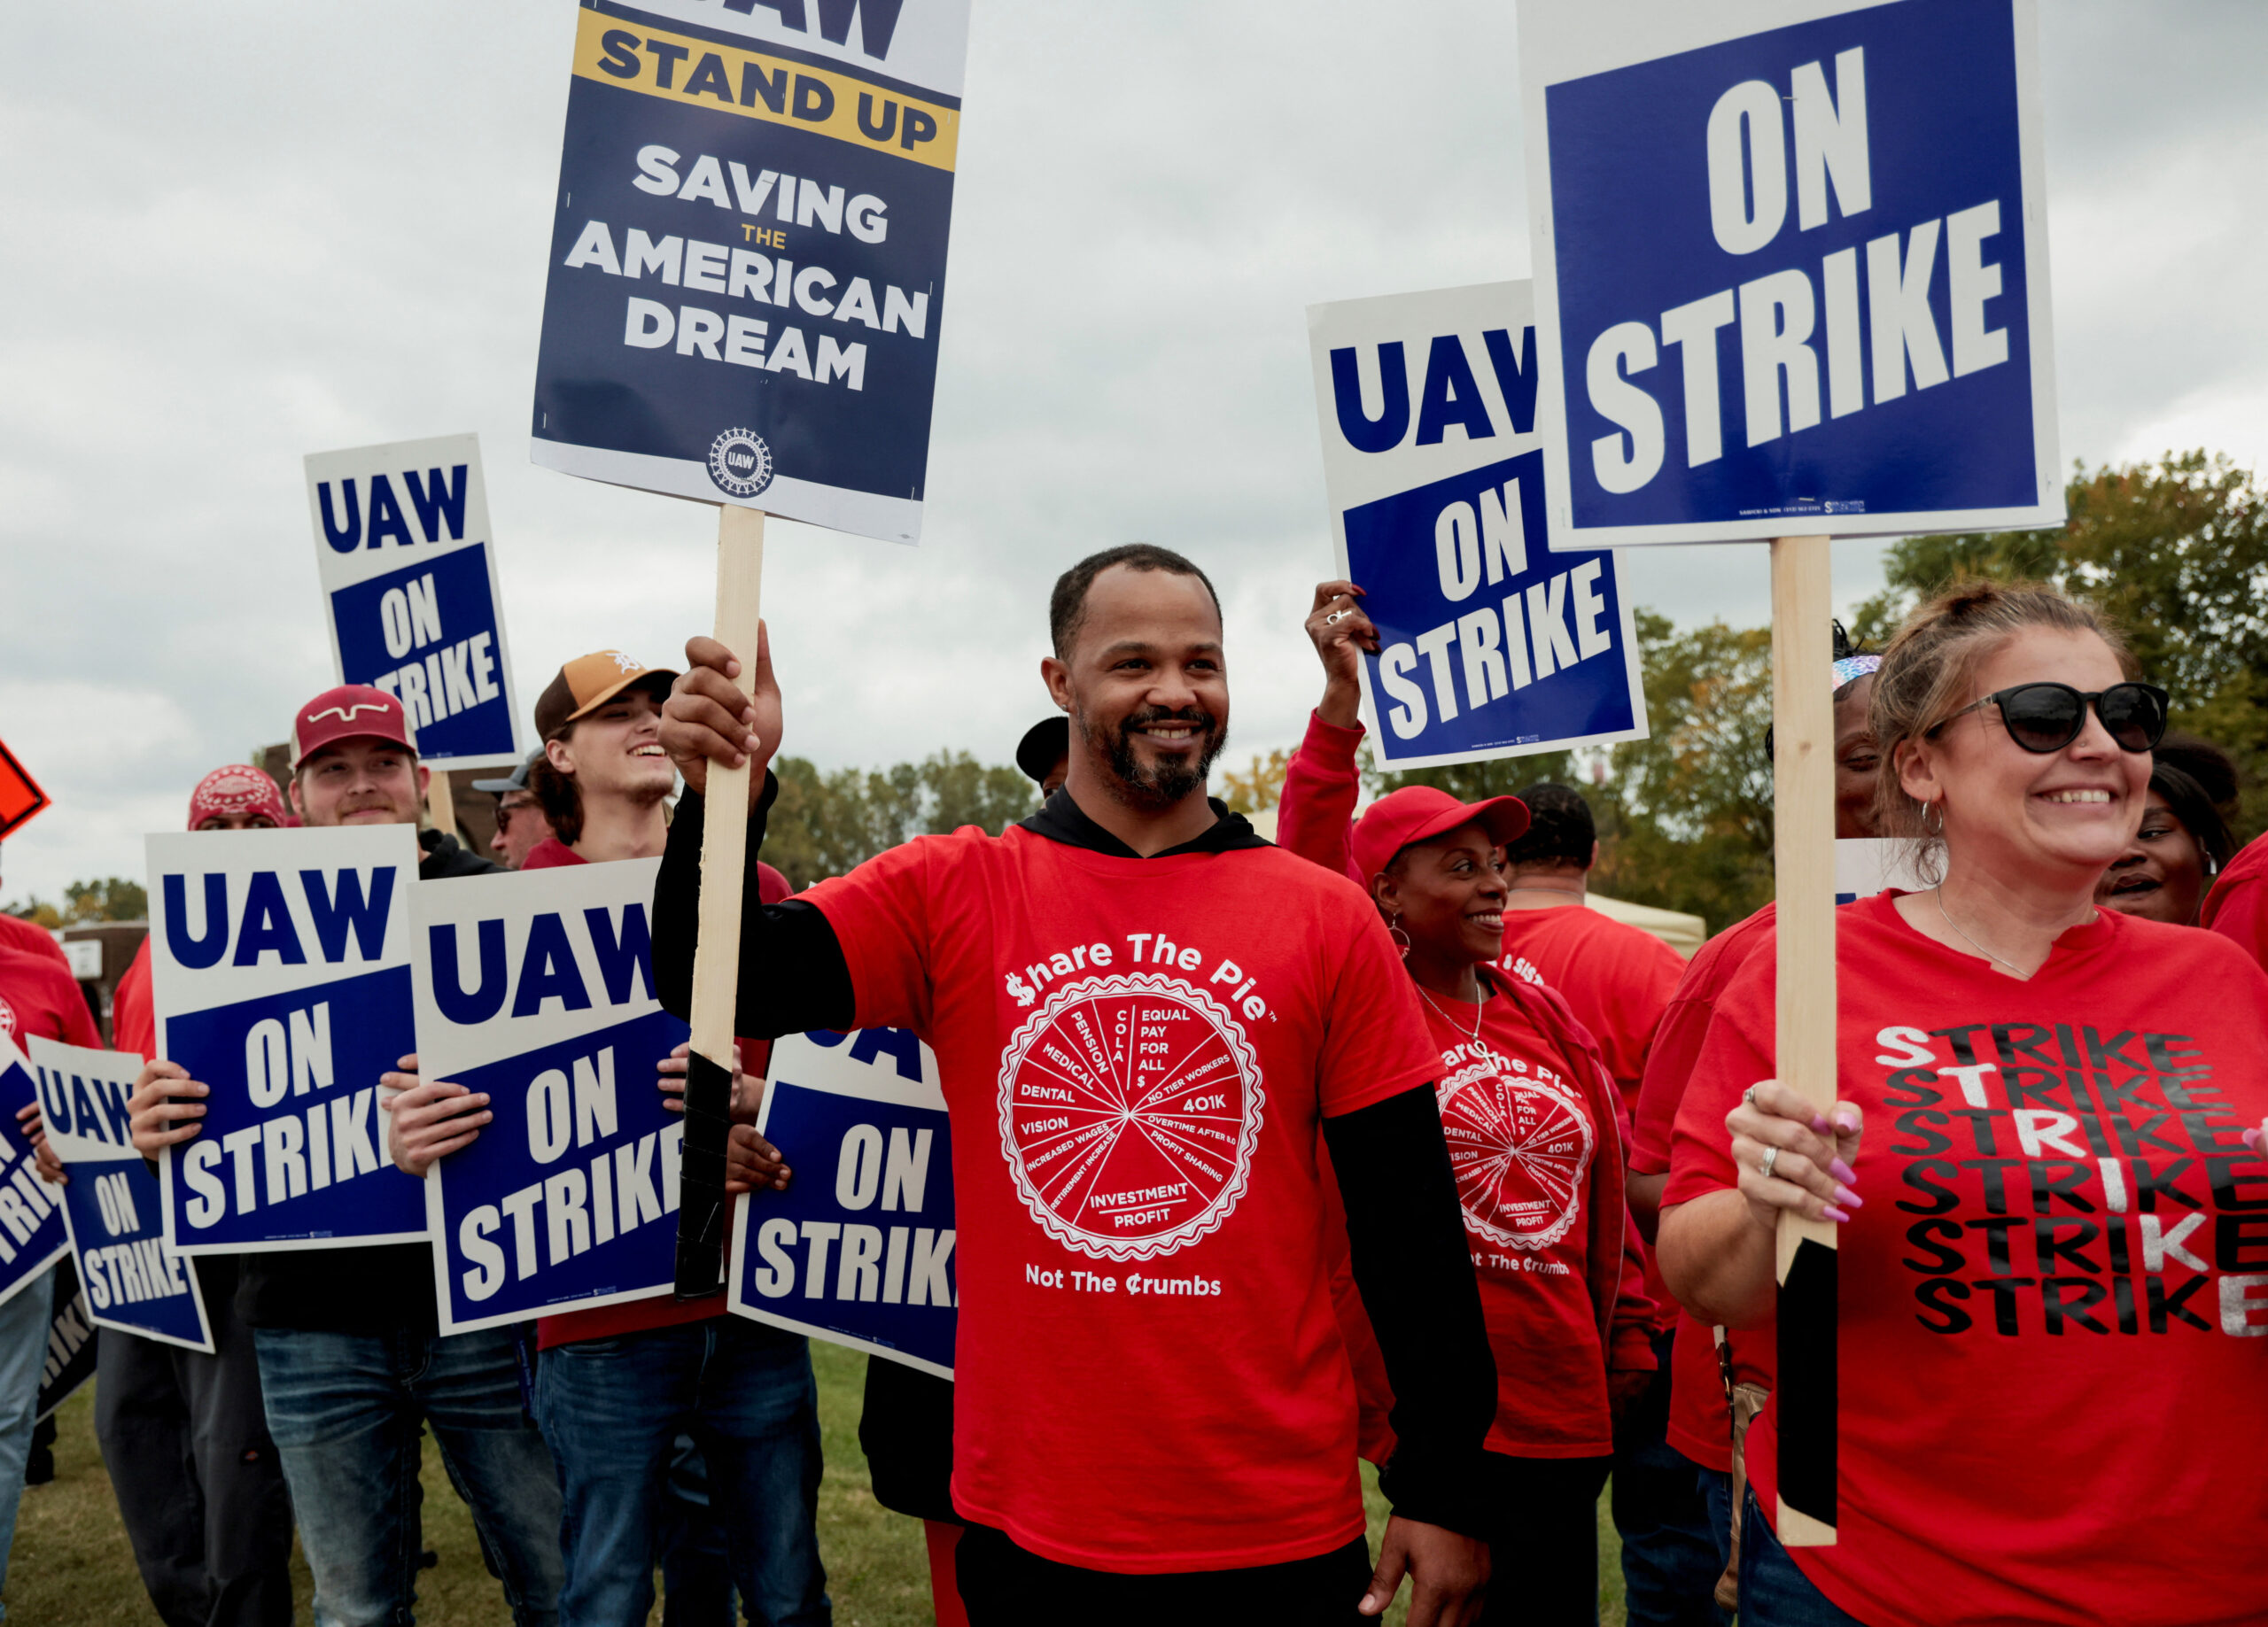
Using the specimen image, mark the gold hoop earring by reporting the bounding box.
[1388,913,1412,961]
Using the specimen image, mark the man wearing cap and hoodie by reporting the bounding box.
[128,687,562,1627]
[471,754,556,871]
[389,654,819,1627]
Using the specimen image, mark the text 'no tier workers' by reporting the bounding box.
[315,460,503,732]
[558,24,948,394]
[1579,45,2016,503]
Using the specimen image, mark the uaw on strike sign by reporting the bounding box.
[731,1027,954,1377]
[532,1,973,545]
[413,860,689,1335]
[305,434,524,771]
[27,1039,213,1352]
[147,826,430,1254]
[1309,282,1648,771]
[1518,0,2061,548]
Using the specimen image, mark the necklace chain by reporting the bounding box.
[1418,984,1485,1041]
[1933,889,2024,976]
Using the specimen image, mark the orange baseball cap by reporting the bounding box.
[533,651,680,740]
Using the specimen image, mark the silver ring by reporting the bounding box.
[1324,609,1350,625]
[1759,1146,1780,1182]
[1743,1085,1761,1109]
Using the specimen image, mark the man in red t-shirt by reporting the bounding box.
[655,546,1495,1627]
[389,649,824,1626]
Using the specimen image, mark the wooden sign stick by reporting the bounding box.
[675,502,767,1297]
[1769,533,1839,1546]
[424,771,457,844]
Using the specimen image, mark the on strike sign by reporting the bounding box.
[147,826,430,1254]
[730,1027,954,1377]
[531,1,973,545]
[1308,281,1648,769]
[305,434,524,771]
[1518,0,2062,547]
[412,859,690,1335]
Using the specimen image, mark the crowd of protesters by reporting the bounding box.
[0,545,2264,1627]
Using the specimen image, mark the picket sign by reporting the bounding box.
[413,858,690,1335]
[1307,280,1648,769]
[146,825,431,1255]
[1518,0,2063,1545]
[525,2,975,1291]
[1834,837,1930,904]
[0,1042,75,1309]
[27,1039,213,1353]
[305,434,524,774]
[729,1027,954,1377]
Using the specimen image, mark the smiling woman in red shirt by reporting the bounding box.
[1659,580,2268,1627]
[1279,584,1658,1627]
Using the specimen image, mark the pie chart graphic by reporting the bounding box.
[997,973,1265,1261]
[1438,1055,1593,1251]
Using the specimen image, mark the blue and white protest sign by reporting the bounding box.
[530,1,972,545]
[0,1041,74,1307]
[1518,0,2062,547]
[306,434,524,771]
[147,826,430,1254]
[414,858,690,1335]
[731,1027,953,1377]
[1308,282,1648,770]
[27,1038,213,1353]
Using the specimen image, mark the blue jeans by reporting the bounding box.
[537,1315,829,1627]
[254,1326,563,1627]
[1612,1332,1733,1627]
[1697,1467,1734,1573]
[0,1267,54,1623]
[1738,1491,1868,1627]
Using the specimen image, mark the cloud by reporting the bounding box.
[4,1,2263,902]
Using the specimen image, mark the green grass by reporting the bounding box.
[6,1342,1625,1624]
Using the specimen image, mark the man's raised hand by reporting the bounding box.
[661,624,781,802]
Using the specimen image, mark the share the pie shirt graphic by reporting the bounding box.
[1439,1041,1592,1251]
[804,827,1439,1571]
[999,973,1264,1259]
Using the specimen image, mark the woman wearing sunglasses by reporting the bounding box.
[1656,580,2268,1627]
[2094,732,2239,926]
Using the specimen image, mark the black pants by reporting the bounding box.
[1476,1451,1614,1627]
[956,1524,1375,1626]
[93,1261,295,1627]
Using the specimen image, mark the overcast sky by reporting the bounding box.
[4,1,2264,906]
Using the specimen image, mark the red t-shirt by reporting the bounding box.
[1666,892,2268,1627]
[2201,831,2268,974]
[806,825,1438,1572]
[523,840,791,1350]
[1423,982,1644,1457]
[113,937,155,1060]
[0,915,67,971]
[1632,903,1777,1472]
[0,948,100,1050]
[1496,903,1683,1096]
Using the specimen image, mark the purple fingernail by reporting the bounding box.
[1834,1183,1863,1208]
[1809,1114,1831,1133]
[1829,1158,1857,1184]
[1821,1205,1852,1223]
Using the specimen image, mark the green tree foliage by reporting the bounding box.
[4,878,148,927]
[763,750,1039,890]
[1854,450,2268,835]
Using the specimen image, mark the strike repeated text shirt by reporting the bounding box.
[1667,892,2268,1627]
[804,824,1439,1572]
[1420,985,1648,1457]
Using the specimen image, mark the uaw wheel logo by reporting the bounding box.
[706,428,774,499]
[997,973,1264,1262]
[1438,1053,1593,1251]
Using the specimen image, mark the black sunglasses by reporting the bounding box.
[1934,681,2170,755]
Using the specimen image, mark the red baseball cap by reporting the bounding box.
[291,685,416,769]
[1350,786,1531,884]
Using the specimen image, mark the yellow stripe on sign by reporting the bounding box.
[572,11,959,173]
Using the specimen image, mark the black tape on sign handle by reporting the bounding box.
[673,1050,735,1298]
[1775,1236,1838,1528]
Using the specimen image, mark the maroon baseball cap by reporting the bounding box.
[291,685,416,769]
[1350,786,1531,883]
